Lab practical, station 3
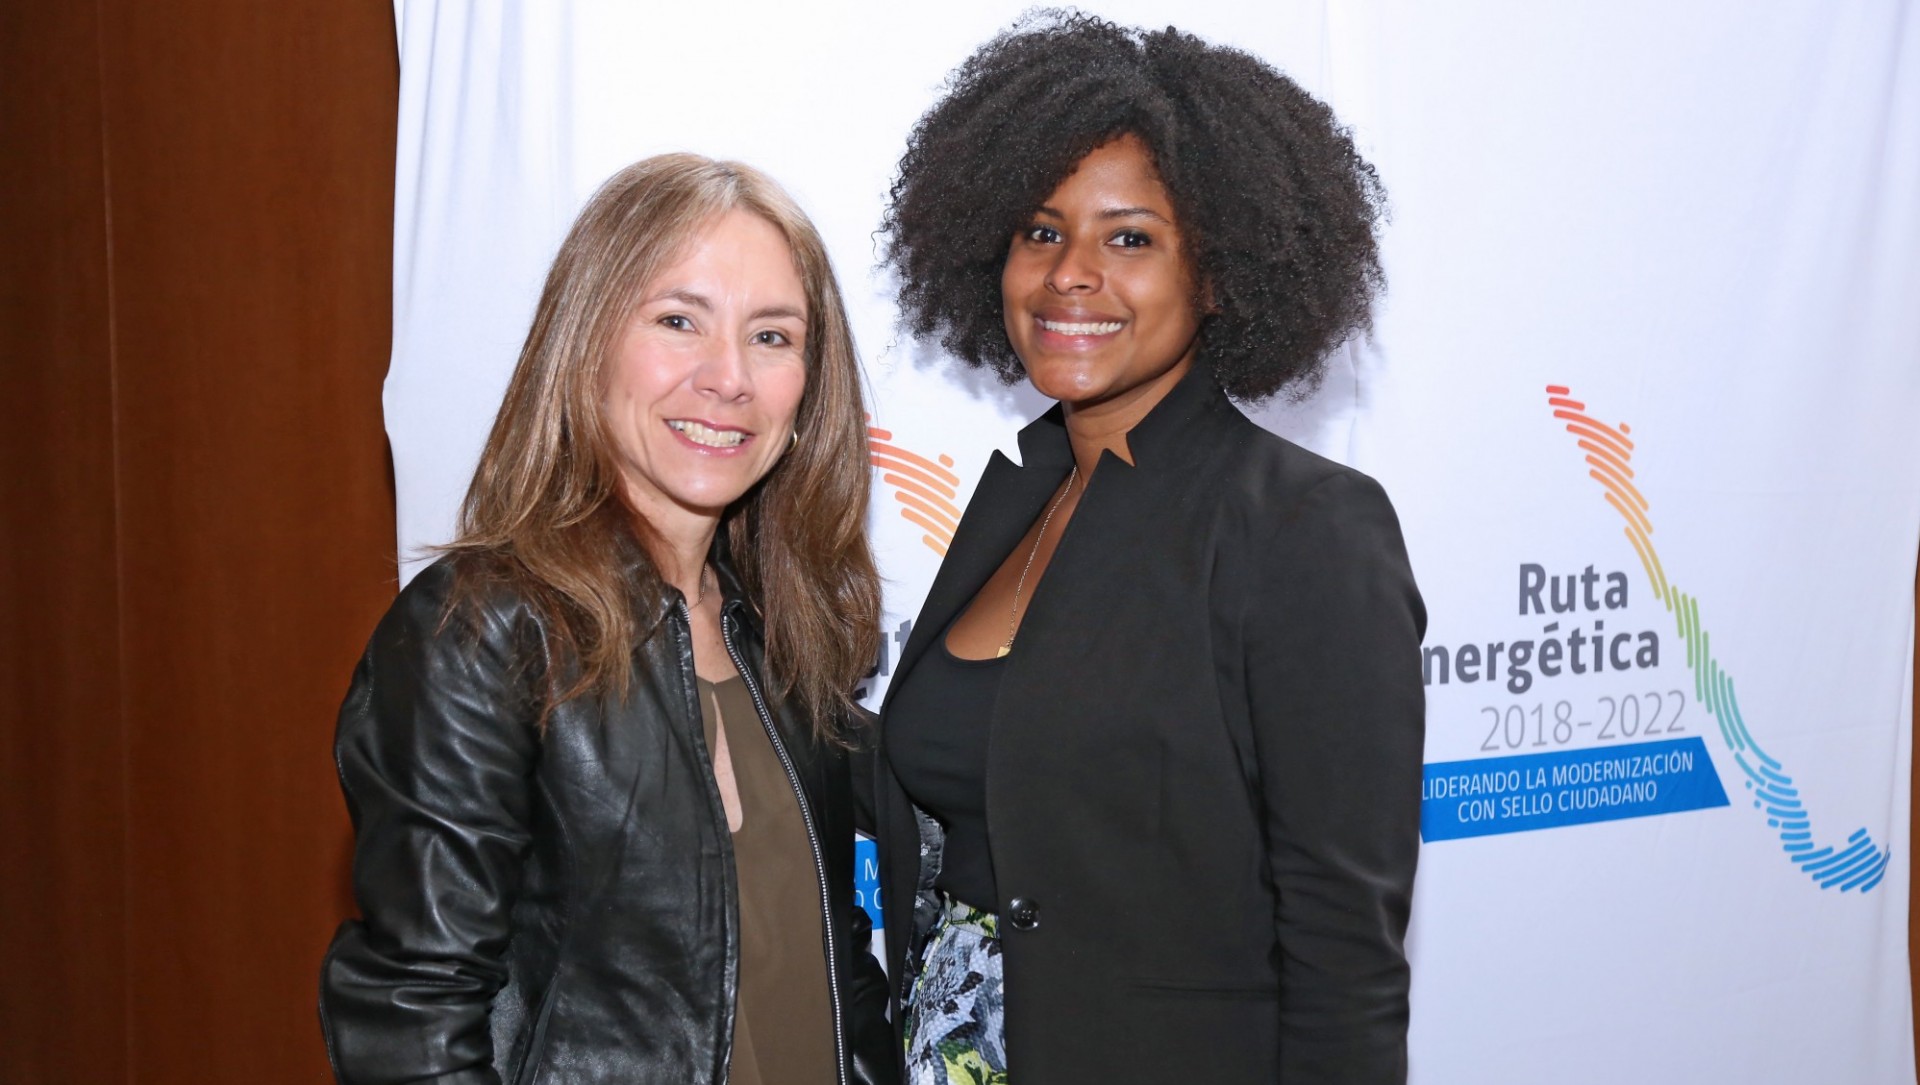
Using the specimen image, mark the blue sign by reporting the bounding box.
[1422,736,1728,842]
[854,835,882,928]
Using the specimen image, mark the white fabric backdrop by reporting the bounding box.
[386,2,1920,1081]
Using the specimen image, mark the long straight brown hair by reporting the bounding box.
[444,154,879,741]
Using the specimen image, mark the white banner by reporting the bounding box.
[387,2,1920,1081]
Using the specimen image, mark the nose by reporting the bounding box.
[1045,235,1102,295]
[692,336,751,400]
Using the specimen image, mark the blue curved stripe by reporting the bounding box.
[1803,840,1874,876]
[1820,851,1882,888]
[1668,587,1889,894]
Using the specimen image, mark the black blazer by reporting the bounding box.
[873,364,1427,1083]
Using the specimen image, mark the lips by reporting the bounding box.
[666,419,750,449]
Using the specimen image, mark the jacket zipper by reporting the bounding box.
[721,612,849,1085]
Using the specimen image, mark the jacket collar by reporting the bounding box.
[711,541,761,638]
[614,519,760,635]
[1012,358,1230,472]
[881,362,1232,718]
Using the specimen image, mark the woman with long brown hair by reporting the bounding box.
[320,154,896,1085]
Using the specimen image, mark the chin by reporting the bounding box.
[1022,361,1104,403]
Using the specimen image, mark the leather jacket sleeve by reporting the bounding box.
[846,711,881,837]
[843,886,901,1085]
[319,565,540,1085]
[1243,472,1426,1083]
[842,710,901,1085]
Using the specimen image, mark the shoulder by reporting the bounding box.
[367,550,552,676]
[339,551,556,754]
[1199,407,1401,534]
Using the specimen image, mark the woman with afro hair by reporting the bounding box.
[868,12,1427,1085]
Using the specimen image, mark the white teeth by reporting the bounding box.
[1041,319,1123,335]
[667,420,747,448]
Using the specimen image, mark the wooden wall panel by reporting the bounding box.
[0,5,131,1083]
[0,2,397,1083]
[92,2,398,1081]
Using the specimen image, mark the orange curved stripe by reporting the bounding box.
[1644,531,1671,607]
[1560,417,1634,460]
[1622,523,1667,605]
[901,508,955,545]
[1554,409,1636,451]
[1585,454,1650,511]
[867,425,894,442]
[874,460,958,501]
[1603,485,1654,538]
[1623,518,1663,577]
[1551,387,1667,605]
[1559,420,1635,462]
[1578,439,1635,479]
[884,473,961,513]
[1618,477,1649,513]
[869,442,960,486]
[921,535,948,556]
[895,490,960,533]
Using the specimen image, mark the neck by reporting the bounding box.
[622,493,720,603]
[652,531,714,604]
[1059,351,1194,475]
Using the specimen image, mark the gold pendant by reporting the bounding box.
[996,644,1012,658]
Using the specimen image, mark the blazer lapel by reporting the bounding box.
[882,439,1071,715]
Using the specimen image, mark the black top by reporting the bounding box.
[883,622,1007,911]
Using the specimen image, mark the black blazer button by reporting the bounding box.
[1007,897,1040,931]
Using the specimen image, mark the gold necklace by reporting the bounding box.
[999,465,1077,658]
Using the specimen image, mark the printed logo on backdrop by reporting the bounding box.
[853,420,945,704]
[1419,385,1890,894]
[869,421,961,556]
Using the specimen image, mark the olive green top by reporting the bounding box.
[696,675,836,1085]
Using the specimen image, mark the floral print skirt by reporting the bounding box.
[904,898,1007,1085]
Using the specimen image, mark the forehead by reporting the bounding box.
[643,209,805,299]
[1040,135,1176,215]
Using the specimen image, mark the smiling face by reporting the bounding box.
[602,208,809,529]
[1000,134,1203,422]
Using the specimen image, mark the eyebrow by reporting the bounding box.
[645,289,806,323]
[1034,204,1173,225]
[648,287,712,310]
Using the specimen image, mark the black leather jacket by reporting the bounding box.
[319,554,896,1085]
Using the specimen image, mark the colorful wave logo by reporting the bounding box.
[868,422,961,556]
[1548,385,1889,892]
